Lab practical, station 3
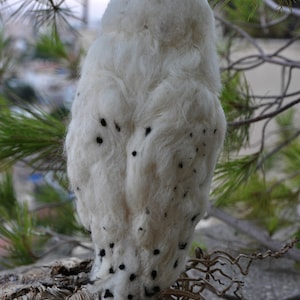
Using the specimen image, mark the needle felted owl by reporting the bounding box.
[66,0,226,298]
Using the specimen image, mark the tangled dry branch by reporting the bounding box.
[161,238,300,300]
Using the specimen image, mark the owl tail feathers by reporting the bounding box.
[86,242,166,299]
[88,261,138,299]
[86,243,142,299]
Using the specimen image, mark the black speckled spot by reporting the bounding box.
[127,295,133,300]
[144,286,161,297]
[77,92,80,97]
[104,289,114,298]
[189,132,193,137]
[193,169,197,174]
[173,259,178,268]
[109,267,114,274]
[178,162,183,169]
[109,243,114,249]
[132,151,137,157]
[153,249,160,255]
[214,128,217,134]
[76,186,80,191]
[151,270,157,280]
[196,148,199,153]
[129,274,136,281]
[164,212,168,218]
[203,142,207,147]
[145,207,150,215]
[100,118,107,127]
[174,186,177,191]
[183,191,188,198]
[145,127,152,136]
[203,129,206,134]
[144,288,151,298]
[178,242,188,250]
[119,264,125,270]
[138,227,144,231]
[114,122,121,132]
[96,136,103,144]
[191,214,199,222]
[99,249,106,257]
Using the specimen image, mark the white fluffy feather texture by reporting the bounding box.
[66,0,226,298]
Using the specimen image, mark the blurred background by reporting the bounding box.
[0,1,300,298]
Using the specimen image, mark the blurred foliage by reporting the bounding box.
[0,172,18,219]
[34,33,82,78]
[0,181,40,268]
[34,184,80,235]
[0,1,84,269]
[3,76,42,104]
[0,172,81,268]
[221,71,253,152]
[222,0,300,38]
[0,30,15,83]
[214,153,260,205]
[210,0,295,9]
[34,34,69,61]
[0,98,66,172]
[0,0,79,38]
[211,0,300,239]
[214,108,300,236]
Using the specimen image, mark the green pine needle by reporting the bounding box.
[0,101,66,172]
[0,172,18,219]
[213,153,260,206]
[0,202,40,268]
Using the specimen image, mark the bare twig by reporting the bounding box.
[256,129,300,169]
[228,98,300,127]
[263,0,300,17]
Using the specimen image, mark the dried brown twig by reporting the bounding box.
[161,238,300,300]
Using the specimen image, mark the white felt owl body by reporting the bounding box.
[66,0,226,298]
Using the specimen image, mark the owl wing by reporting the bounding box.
[123,75,226,292]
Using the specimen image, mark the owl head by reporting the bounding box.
[101,0,215,46]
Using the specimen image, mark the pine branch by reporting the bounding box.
[0,104,66,172]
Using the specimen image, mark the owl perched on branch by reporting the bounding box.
[66,0,226,298]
